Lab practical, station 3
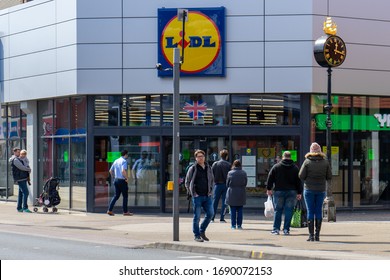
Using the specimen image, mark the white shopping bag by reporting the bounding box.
[264,195,274,218]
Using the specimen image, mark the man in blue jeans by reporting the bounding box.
[185,149,214,242]
[107,150,133,216]
[266,151,302,235]
[9,147,32,213]
[211,149,231,223]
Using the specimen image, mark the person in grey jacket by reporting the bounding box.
[9,147,32,213]
[299,142,332,241]
[225,160,247,229]
[185,149,214,242]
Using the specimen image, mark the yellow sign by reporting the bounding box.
[167,181,174,191]
[161,11,221,73]
[258,148,275,159]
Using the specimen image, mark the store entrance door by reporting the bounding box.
[163,136,229,212]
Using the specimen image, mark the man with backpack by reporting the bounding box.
[9,147,32,213]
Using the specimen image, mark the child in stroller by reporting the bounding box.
[33,177,61,213]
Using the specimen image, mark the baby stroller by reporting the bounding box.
[33,177,61,213]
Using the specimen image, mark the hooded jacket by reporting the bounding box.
[298,152,332,192]
[266,159,302,194]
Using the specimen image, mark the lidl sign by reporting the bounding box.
[158,7,225,77]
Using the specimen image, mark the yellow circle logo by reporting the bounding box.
[161,11,221,73]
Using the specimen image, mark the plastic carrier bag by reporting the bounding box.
[264,195,274,218]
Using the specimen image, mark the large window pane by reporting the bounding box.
[71,140,86,210]
[126,95,161,126]
[54,98,70,135]
[38,100,54,136]
[71,96,87,131]
[311,95,390,208]
[38,137,54,197]
[162,94,229,126]
[231,94,300,125]
[8,104,21,139]
[94,136,161,209]
[232,136,300,208]
[94,96,122,126]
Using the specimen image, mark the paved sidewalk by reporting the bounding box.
[0,201,389,260]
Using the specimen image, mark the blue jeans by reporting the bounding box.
[230,206,243,228]
[192,195,214,237]
[272,190,297,231]
[304,189,326,220]
[17,180,29,210]
[108,179,128,213]
[212,183,227,220]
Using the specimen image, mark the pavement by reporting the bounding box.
[0,201,389,260]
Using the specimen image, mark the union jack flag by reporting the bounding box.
[183,100,207,120]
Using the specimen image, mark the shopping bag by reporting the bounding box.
[291,200,308,228]
[264,195,274,218]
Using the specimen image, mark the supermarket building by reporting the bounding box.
[1,0,390,212]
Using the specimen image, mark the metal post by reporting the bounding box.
[323,67,336,222]
[173,48,180,241]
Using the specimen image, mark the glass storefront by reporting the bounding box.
[0,104,26,201]
[3,93,390,212]
[312,95,390,208]
[94,136,161,208]
[37,97,87,211]
[231,94,300,125]
[92,93,303,212]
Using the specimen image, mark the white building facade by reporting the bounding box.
[1,0,390,212]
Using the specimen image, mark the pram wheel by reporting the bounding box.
[43,207,48,213]
[52,207,58,213]
[33,207,38,212]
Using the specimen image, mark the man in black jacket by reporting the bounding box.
[266,151,302,235]
[211,149,231,223]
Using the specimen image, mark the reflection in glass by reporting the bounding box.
[231,94,300,125]
[94,136,161,208]
[162,94,229,126]
[71,140,86,210]
[232,136,300,208]
[38,100,54,136]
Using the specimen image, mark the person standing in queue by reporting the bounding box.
[185,149,214,242]
[211,149,231,223]
[266,151,302,235]
[107,150,133,216]
[225,160,247,229]
[299,142,332,241]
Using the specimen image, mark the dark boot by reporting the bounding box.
[307,219,314,241]
[315,219,322,241]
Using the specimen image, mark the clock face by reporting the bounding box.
[324,36,346,67]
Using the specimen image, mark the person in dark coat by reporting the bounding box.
[299,142,332,241]
[266,151,302,235]
[225,160,247,229]
[211,149,231,223]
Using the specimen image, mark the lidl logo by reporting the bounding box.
[158,7,225,77]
